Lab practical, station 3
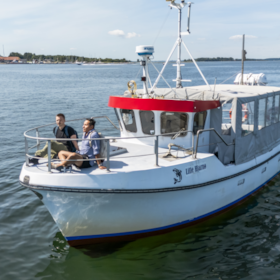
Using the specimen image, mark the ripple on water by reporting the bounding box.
[1,62,280,280]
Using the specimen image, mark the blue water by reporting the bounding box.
[1,61,280,280]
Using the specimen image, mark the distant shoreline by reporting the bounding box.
[0,62,133,65]
[0,59,279,65]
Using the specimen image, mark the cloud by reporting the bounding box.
[70,48,76,50]
[229,35,257,40]
[108,29,125,37]
[126,32,140,38]
[108,30,140,39]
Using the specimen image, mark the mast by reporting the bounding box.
[176,8,182,88]
[241,34,245,85]
[151,1,212,94]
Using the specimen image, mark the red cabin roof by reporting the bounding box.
[108,96,220,113]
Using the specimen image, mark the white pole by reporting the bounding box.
[176,8,182,88]
[241,34,245,85]
[150,61,176,97]
[182,41,212,91]
[151,41,178,92]
[142,57,149,94]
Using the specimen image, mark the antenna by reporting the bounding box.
[187,2,192,33]
[151,1,211,93]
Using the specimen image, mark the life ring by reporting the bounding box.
[229,105,248,121]
[127,80,137,94]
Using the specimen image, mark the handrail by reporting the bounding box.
[193,128,235,159]
[24,130,194,143]
[24,117,195,173]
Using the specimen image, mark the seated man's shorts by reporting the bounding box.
[80,155,91,169]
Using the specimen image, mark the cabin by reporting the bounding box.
[109,84,280,166]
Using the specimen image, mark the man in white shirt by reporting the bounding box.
[51,118,106,170]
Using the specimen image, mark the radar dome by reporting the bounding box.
[136,45,154,57]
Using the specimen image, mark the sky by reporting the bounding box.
[1,0,280,60]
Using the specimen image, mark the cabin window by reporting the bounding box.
[161,112,188,136]
[275,95,280,123]
[241,101,254,137]
[266,96,274,126]
[114,108,123,131]
[271,95,279,124]
[222,103,232,124]
[258,98,266,130]
[221,103,232,135]
[120,109,137,133]
[140,111,155,135]
[193,111,207,134]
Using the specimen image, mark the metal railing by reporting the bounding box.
[193,128,235,159]
[24,116,195,173]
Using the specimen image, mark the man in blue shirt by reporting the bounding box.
[51,118,106,170]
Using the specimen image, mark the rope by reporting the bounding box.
[153,9,171,45]
[150,61,176,95]
[134,66,142,80]
[219,71,240,85]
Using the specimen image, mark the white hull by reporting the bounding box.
[20,143,280,246]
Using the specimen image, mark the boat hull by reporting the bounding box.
[23,156,280,246]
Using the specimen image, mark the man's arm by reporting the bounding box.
[91,132,106,169]
[68,127,79,151]
[95,154,106,169]
[70,134,79,151]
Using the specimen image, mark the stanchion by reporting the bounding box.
[154,136,159,166]
[48,140,52,173]
[106,139,110,171]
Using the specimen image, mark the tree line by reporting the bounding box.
[183,57,280,62]
[184,57,235,62]
[8,52,130,63]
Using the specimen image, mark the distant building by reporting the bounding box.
[43,58,54,63]
[19,59,27,64]
[0,56,20,63]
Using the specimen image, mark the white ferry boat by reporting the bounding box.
[19,0,280,247]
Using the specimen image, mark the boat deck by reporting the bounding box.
[24,140,198,176]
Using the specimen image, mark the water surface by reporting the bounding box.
[1,61,280,279]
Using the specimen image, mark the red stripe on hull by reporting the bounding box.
[108,96,220,113]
